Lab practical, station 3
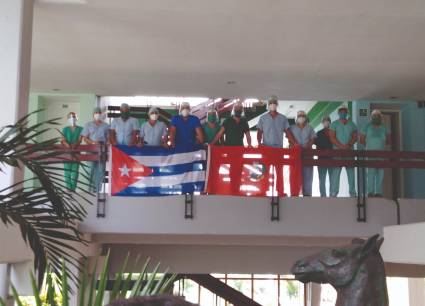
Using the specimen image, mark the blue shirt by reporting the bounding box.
[81,121,110,142]
[290,124,316,147]
[111,117,140,145]
[170,115,201,147]
[257,112,290,147]
[140,121,168,146]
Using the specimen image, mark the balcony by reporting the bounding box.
[10,144,425,275]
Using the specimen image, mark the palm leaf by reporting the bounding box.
[0,111,92,285]
[140,262,161,296]
[109,252,130,303]
[62,259,69,306]
[78,259,89,306]
[129,257,151,297]
[87,257,99,306]
[10,284,24,306]
[94,250,111,306]
[30,271,42,306]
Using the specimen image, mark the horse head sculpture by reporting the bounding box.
[291,234,388,306]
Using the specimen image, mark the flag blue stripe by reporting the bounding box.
[116,144,204,156]
[115,181,205,196]
[147,161,206,177]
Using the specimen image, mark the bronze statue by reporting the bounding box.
[291,234,388,306]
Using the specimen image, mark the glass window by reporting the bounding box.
[227,278,252,299]
[253,279,278,306]
[280,280,305,306]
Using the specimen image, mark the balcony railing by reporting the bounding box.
[28,144,425,222]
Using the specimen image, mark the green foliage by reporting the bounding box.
[0,111,91,285]
[286,280,299,299]
[7,254,176,306]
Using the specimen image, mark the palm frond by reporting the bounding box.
[0,111,92,285]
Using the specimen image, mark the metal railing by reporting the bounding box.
[28,144,425,222]
[302,149,425,223]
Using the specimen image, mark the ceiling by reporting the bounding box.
[31,0,425,100]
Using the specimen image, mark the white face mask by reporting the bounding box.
[68,117,77,126]
[297,117,306,124]
[149,114,158,121]
[323,121,330,128]
[181,109,190,117]
[93,113,101,121]
[269,104,277,112]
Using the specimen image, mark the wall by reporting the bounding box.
[25,92,97,186]
[352,100,425,198]
[382,222,425,265]
[401,102,425,198]
[81,196,425,238]
[28,92,97,127]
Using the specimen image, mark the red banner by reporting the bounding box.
[206,145,302,197]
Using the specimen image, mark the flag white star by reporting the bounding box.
[119,164,131,177]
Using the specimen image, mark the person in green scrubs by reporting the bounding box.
[360,109,390,197]
[61,112,83,191]
[329,106,358,197]
[202,108,221,144]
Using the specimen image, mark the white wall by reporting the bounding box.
[382,222,425,265]
[81,196,425,238]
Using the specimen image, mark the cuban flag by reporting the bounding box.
[110,145,206,196]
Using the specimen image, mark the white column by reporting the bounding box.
[310,283,322,306]
[408,278,425,306]
[0,264,12,306]
[0,0,34,303]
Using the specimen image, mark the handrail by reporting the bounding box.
[25,144,425,170]
[25,144,105,163]
[302,148,425,169]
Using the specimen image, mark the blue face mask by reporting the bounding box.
[339,112,348,120]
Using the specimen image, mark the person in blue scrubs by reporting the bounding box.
[81,107,110,192]
[169,102,204,148]
[290,110,317,196]
[109,103,140,146]
[360,109,390,197]
[257,95,296,148]
[139,107,168,147]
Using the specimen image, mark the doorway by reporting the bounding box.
[381,110,403,199]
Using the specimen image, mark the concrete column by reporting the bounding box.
[0,0,33,185]
[310,283,322,306]
[0,264,12,306]
[0,0,34,303]
[408,278,425,306]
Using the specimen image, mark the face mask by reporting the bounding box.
[93,113,101,121]
[149,114,158,121]
[269,104,277,112]
[371,116,382,125]
[323,121,330,128]
[121,111,130,120]
[68,118,77,126]
[297,116,306,124]
[339,112,348,120]
[181,109,190,117]
[234,110,243,118]
[207,114,217,123]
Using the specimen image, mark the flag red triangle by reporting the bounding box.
[111,146,153,195]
